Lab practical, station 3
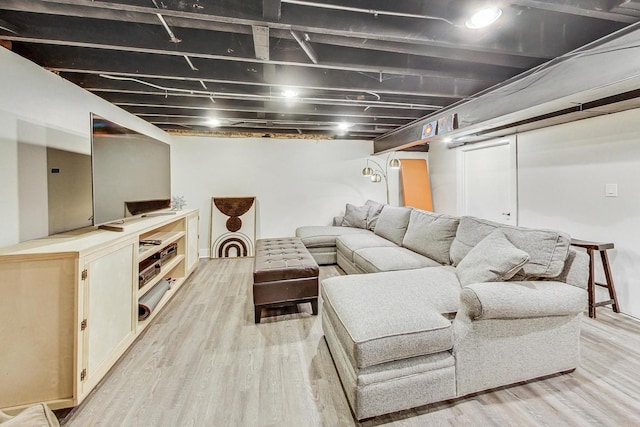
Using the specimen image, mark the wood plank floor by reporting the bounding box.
[60,258,640,426]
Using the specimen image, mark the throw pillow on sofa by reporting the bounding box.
[365,199,385,231]
[450,216,570,279]
[402,209,459,265]
[373,205,412,246]
[341,203,370,229]
[455,229,530,287]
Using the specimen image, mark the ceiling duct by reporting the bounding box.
[374,22,640,152]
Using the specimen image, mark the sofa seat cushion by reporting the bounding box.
[295,225,371,248]
[322,270,458,369]
[329,266,461,315]
[450,216,570,279]
[402,209,459,265]
[322,312,457,420]
[354,246,441,273]
[336,233,397,262]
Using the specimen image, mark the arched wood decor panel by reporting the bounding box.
[400,159,433,211]
[210,197,256,258]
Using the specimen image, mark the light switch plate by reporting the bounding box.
[605,183,618,197]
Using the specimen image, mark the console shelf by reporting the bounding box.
[137,231,185,261]
[137,277,186,330]
[0,209,200,412]
[138,254,185,298]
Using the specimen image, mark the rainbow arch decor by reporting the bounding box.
[210,197,256,258]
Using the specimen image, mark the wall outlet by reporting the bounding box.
[605,183,618,197]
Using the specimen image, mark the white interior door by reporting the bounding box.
[458,137,518,225]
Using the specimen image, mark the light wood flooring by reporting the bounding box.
[61,258,640,426]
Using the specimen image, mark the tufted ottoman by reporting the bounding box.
[253,237,319,323]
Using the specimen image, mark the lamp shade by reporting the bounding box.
[362,166,374,176]
[370,173,382,183]
[389,158,401,169]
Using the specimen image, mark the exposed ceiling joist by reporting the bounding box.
[1,0,638,138]
[0,0,610,58]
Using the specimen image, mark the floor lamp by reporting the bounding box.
[362,153,401,204]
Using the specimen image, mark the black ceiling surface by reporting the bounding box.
[1,0,639,139]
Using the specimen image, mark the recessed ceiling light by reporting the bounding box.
[282,89,298,98]
[207,118,221,128]
[465,7,502,29]
[337,122,353,131]
[336,122,354,135]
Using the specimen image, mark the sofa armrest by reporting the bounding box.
[460,280,587,320]
[548,247,589,290]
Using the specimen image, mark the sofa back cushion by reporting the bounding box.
[373,206,412,246]
[402,209,459,265]
[450,216,570,278]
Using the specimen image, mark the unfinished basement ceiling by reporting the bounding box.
[1,0,639,140]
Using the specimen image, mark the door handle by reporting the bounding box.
[502,212,511,216]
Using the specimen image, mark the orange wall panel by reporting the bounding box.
[400,159,433,211]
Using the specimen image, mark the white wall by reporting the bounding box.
[0,48,430,252]
[429,108,640,319]
[517,109,640,319]
[428,139,459,216]
[171,136,429,257]
[0,47,170,246]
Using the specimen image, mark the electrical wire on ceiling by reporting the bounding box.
[367,92,381,100]
[280,0,456,26]
[152,1,206,76]
[95,75,441,111]
[184,55,198,70]
[155,14,181,44]
[99,74,215,97]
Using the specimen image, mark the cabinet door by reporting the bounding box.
[186,212,199,273]
[0,256,76,409]
[80,239,137,394]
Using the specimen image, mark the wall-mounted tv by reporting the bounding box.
[91,114,171,226]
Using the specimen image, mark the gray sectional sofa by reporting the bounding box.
[295,201,589,420]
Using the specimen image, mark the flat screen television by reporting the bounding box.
[91,114,171,226]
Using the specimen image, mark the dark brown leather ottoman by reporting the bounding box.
[253,237,319,323]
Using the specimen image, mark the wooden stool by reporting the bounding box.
[570,239,620,318]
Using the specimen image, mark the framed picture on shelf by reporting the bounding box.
[421,120,437,139]
[437,113,458,134]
